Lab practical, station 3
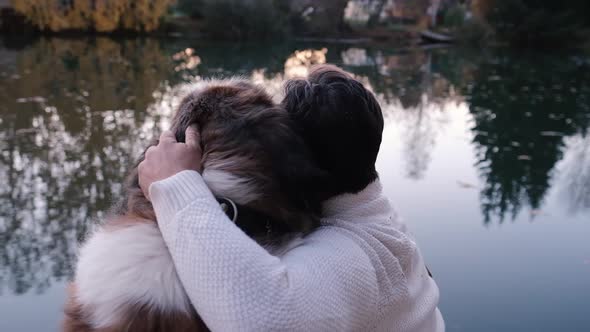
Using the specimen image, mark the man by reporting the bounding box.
[139,65,444,331]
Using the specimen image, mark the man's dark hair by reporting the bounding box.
[282,64,384,199]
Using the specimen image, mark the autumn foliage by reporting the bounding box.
[11,0,174,32]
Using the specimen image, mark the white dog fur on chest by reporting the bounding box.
[74,223,192,328]
[74,218,303,329]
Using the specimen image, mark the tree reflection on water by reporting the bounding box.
[465,52,590,222]
[559,134,590,214]
[0,38,589,295]
[0,38,178,295]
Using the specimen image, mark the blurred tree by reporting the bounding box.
[389,0,432,28]
[366,0,387,27]
[175,0,205,18]
[474,0,590,47]
[199,0,289,39]
[11,0,174,32]
[287,0,349,36]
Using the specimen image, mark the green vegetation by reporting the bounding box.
[4,0,590,48]
[442,3,467,30]
[11,0,174,32]
[477,0,590,48]
[436,3,491,46]
[198,0,288,40]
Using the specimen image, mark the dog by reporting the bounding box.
[63,79,325,331]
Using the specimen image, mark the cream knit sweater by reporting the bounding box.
[150,170,445,332]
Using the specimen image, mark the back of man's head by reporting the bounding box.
[282,64,384,199]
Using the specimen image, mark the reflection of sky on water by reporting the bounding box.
[559,134,590,213]
[378,105,590,331]
[0,38,589,331]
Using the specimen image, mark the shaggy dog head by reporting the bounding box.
[125,79,324,239]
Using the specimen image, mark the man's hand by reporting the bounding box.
[139,126,202,200]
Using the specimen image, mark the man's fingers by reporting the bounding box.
[185,125,201,151]
[159,130,177,144]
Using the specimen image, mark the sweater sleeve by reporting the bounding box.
[149,170,379,331]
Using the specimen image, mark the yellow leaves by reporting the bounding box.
[284,48,328,78]
[66,0,92,30]
[125,0,172,32]
[11,0,174,32]
[13,0,65,31]
[92,0,123,32]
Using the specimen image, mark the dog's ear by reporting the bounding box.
[171,90,218,143]
[172,93,199,143]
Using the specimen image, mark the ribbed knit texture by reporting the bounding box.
[150,170,444,331]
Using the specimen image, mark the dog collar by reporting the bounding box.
[215,197,296,241]
[217,197,238,223]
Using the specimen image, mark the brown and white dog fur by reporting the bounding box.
[63,79,324,332]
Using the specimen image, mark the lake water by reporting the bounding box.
[0,37,589,331]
